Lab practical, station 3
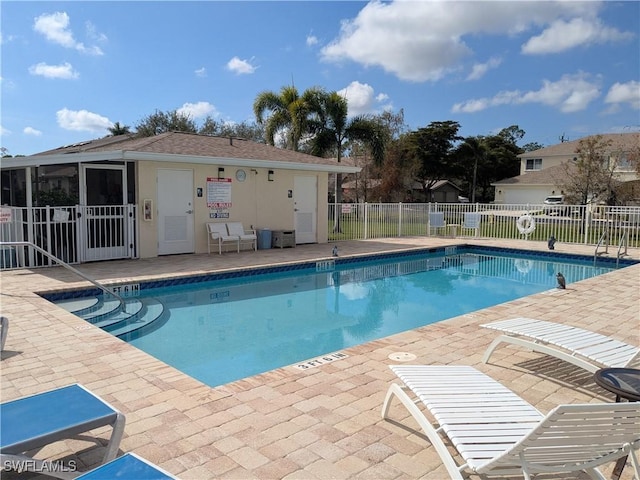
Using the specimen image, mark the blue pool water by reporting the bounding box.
[48,247,635,387]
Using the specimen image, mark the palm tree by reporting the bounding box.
[253,85,324,151]
[307,91,386,230]
[108,122,131,136]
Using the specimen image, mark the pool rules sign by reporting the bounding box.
[207,177,232,219]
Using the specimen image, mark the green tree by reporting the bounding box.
[253,85,323,151]
[406,121,462,201]
[199,117,265,143]
[108,122,131,136]
[557,135,618,205]
[134,110,197,137]
[455,136,487,202]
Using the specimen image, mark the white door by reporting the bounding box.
[294,175,317,244]
[157,168,195,255]
[80,165,129,261]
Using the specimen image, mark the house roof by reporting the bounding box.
[493,163,573,186]
[2,131,361,174]
[519,132,640,159]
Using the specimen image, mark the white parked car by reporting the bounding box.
[543,195,567,215]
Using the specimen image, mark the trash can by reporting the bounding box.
[256,229,272,250]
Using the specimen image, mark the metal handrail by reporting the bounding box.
[0,241,126,311]
[594,231,609,264]
[616,230,629,268]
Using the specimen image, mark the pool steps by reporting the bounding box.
[56,296,166,337]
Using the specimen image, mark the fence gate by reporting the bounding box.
[77,205,135,262]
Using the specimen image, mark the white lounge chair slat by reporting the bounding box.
[382,365,640,479]
[481,317,639,372]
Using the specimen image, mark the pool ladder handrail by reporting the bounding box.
[593,231,609,264]
[616,229,629,268]
[0,241,126,311]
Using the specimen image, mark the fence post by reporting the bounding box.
[364,202,368,240]
[398,202,402,237]
[584,205,590,245]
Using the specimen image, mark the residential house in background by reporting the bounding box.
[493,133,639,204]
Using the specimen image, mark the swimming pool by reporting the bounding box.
[47,246,636,387]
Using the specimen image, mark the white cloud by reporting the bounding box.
[320,1,620,82]
[195,67,207,78]
[337,81,391,116]
[452,72,601,114]
[28,62,79,79]
[177,101,218,119]
[24,127,42,136]
[226,56,257,75]
[306,34,318,47]
[56,108,111,132]
[1,125,11,136]
[466,57,502,81]
[33,12,103,55]
[522,17,634,55]
[604,81,640,110]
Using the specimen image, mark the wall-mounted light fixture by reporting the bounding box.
[218,167,225,179]
[268,170,274,182]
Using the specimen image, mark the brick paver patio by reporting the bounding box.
[1,237,639,479]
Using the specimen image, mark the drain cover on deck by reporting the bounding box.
[388,352,417,362]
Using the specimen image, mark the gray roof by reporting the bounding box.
[519,133,639,159]
[494,163,572,186]
[2,131,360,173]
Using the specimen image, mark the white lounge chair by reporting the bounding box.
[226,222,257,252]
[481,317,640,373]
[382,365,640,480]
[0,316,7,351]
[207,223,238,254]
[428,212,446,235]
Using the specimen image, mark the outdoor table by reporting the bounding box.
[593,367,640,480]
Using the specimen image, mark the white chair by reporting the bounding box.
[0,316,8,351]
[226,222,257,252]
[207,223,238,254]
[462,212,481,236]
[482,317,640,373]
[428,212,446,235]
[382,365,640,480]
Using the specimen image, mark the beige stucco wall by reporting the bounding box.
[136,160,329,258]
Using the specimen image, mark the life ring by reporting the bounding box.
[515,258,533,274]
[516,214,536,235]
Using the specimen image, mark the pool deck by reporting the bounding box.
[1,237,639,479]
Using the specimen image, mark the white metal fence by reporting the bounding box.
[1,202,638,269]
[0,205,137,268]
[328,202,640,251]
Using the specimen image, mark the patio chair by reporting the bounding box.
[481,317,640,373]
[428,212,446,235]
[1,384,126,480]
[462,212,481,236]
[382,364,640,480]
[76,452,177,479]
[226,222,257,252]
[0,316,7,351]
[207,222,238,254]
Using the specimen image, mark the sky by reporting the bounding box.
[1,0,639,157]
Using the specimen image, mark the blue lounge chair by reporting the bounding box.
[1,384,125,480]
[76,452,177,479]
